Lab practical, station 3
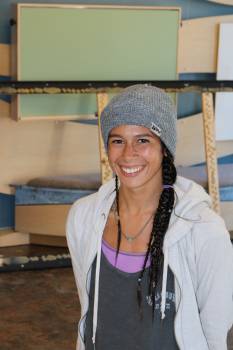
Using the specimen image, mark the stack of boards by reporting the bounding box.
[0,6,233,247]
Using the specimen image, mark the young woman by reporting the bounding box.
[66,85,233,350]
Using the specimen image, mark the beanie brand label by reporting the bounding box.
[150,123,161,137]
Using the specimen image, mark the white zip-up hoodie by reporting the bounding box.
[66,176,233,350]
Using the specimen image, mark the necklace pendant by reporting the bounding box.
[125,235,134,242]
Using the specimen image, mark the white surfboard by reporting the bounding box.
[215,23,233,141]
[208,0,233,5]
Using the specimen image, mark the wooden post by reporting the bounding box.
[96,93,113,184]
[202,92,221,214]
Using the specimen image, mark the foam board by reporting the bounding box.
[215,23,233,141]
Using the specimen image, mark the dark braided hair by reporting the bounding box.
[115,174,121,263]
[115,144,177,317]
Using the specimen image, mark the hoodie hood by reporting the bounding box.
[164,175,212,248]
[173,175,211,220]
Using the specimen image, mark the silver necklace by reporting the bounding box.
[113,204,154,242]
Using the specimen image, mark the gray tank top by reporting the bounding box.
[84,252,179,350]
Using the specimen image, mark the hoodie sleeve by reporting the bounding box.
[194,219,233,350]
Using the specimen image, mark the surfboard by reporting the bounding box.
[208,0,233,5]
[179,14,233,73]
[3,12,233,76]
[0,105,99,194]
[176,113,233,166]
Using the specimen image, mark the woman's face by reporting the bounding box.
[108,125,163,190]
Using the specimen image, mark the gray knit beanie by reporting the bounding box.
[100,84,177,158]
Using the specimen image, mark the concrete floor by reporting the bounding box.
[0,245,232,350]
[0,267,79,350]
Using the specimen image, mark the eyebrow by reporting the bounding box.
[109,133,154,138]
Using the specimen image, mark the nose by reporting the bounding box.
[122,142,137,158]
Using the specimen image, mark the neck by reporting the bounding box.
[118,181,163,216]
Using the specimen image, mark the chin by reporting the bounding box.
[117,174,148,189]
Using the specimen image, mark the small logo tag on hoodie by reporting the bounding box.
[150,122,161,137]
[146,291,175,309]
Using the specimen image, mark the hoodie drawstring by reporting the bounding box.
[92,234,102,346]
[160,248,169,320]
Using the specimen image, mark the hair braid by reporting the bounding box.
[114,146,177,318]
[115,175,122,261]
[137,145,177,316]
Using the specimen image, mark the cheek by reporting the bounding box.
[149,154,164,171]
[107,147,119,166]
[142,146,163,161]
[108,156,120,175]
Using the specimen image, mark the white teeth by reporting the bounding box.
[121,167,142,174]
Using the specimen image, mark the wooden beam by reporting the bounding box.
[97,93,113,184]
[1,80,233,94]
[202,92,221,214]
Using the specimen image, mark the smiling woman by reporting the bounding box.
[66,85,233,350]
[105,125,165,255]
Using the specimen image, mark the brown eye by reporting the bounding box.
[111,139,123,144]
[138,138,150,144]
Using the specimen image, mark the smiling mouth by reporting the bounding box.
[120,166,144,175]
